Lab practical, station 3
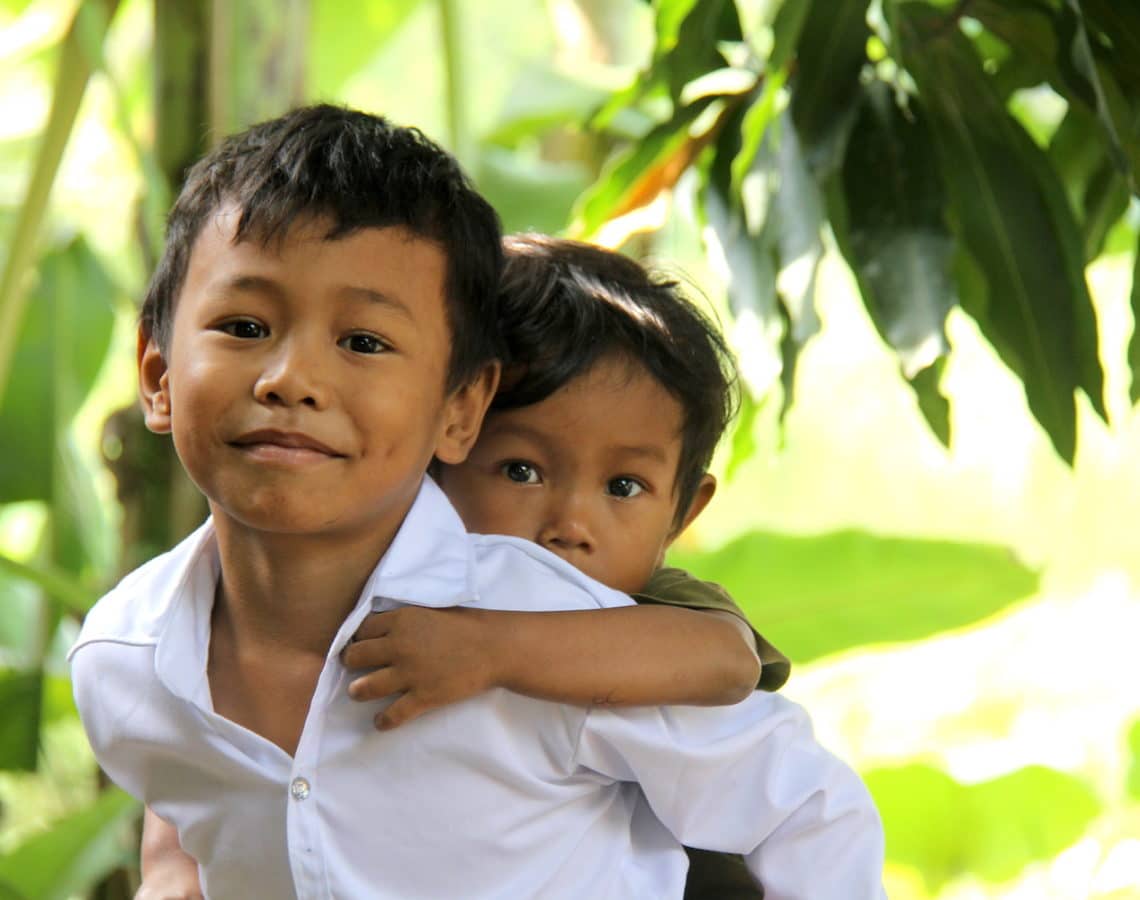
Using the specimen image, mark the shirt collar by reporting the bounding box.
[155,475,477,705]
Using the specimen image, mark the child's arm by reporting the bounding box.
[343,571,770,730]
[136,806,203,900]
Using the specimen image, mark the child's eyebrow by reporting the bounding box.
[217,276,413,320]
[489,420,669,464]
[339,285,415,320]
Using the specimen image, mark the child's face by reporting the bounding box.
[137,208,494,542]
[438,355,713,594]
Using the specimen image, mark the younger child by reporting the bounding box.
[140,234,791,899]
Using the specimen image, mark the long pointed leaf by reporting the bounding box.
[898,4,1105,462]
[838,82,954,445]
[670,528,1039,662]
[867,763,1100,890]
[0,0,121,403]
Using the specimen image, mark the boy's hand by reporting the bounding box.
[342,606,499,730]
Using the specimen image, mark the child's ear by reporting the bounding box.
[137,326,173,434]
[434,361,501,465]
[669,474,717,544]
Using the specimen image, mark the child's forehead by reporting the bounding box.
[491,355,685,444]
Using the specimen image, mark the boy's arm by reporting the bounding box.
[342,598,761,730]
[137,806,203,900]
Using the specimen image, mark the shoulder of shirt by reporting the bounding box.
[466,532,634,611]
[68,521,213,657]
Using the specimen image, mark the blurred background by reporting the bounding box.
[0,0,1138,897]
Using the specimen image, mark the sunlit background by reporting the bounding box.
[1,0,1138,897]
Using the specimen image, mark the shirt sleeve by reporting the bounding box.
[572,693,886,900]
[633,567,791,691]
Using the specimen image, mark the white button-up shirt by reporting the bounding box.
[70,477,884,899]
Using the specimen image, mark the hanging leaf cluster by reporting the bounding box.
[571,0,1140,464]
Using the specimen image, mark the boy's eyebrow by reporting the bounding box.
[340,285,415,319]
[220,276,414,319]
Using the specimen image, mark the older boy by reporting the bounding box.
[71,105,884,898]
[139,234,792,898]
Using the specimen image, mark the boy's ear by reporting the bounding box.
[669,473,717,544]
[434,361,501,465]
[137,326,173,434]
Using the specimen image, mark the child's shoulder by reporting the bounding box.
[71,520,216,653]
[467,533,634,613]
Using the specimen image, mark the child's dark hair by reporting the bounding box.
[495,234,738,527]
[140,104,503,390]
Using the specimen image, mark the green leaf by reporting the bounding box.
[669,529,1039,662]
[1081,0,1140,98]
[838,82,954,445]
[898,6,1105,463]
[789,0,869,160]
[1130,245,1140,406]
[866,763,1101,890]
[1062,0,1133,188]
[0,237,116,503]
[0,0,121,402]
[1050,107,1131,262]
[0,788,140,900]
[969,0,1140,187]
[0,668,41,772]
[572,95,726,237]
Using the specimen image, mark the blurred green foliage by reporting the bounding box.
[0,0,1138,896]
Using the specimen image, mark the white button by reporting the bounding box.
[290,777,311,800]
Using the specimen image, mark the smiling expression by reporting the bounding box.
[437,355,713,594]
[139,209,493,546]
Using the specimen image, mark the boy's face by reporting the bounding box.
[437,355,713,595]
[138,208,495,544]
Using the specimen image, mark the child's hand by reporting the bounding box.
[342,606,499,730]
[134,859,204,900]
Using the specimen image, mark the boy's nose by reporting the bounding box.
[253,341,329,409]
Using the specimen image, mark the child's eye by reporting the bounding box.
[218,319,267,339]
[339,333,389,355]
[607,477,644,499]
[501,462,540,485]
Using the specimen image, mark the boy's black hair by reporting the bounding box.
[495,234,739,528]
[140,104,503,390]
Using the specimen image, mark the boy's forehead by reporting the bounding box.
[177,207,452,324]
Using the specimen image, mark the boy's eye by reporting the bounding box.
[501,462,540,484]
[607,477,644,499]
[219,319,266,339]
[340,333,389,355]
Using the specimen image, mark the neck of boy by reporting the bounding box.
[209,515,400,658]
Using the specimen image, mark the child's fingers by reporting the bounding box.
[341,636,392,670]
[374,692,433,731]
[348,667,405,702]
[352,611,394,642]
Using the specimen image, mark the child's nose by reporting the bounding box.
[537,497,594,554]
[253,339,329,409]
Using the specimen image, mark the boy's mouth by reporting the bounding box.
[230,429,346,460]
